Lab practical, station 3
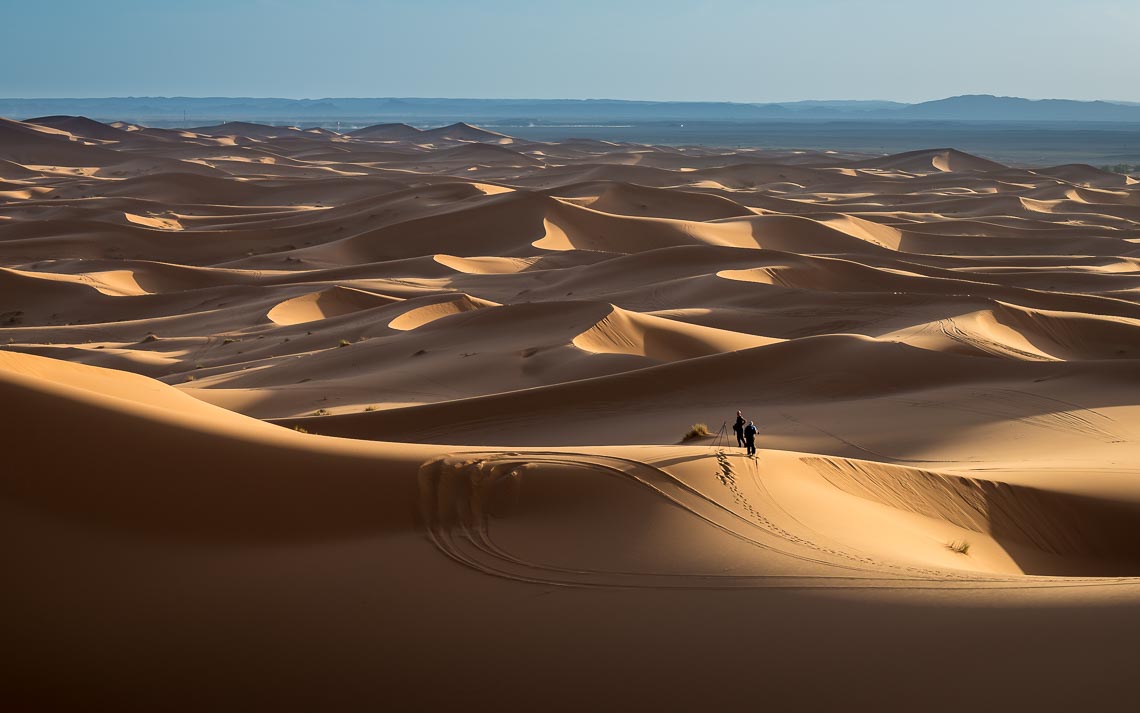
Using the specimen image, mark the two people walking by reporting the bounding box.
[732,410,759,456]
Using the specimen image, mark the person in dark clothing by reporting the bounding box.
[744,420,758,456]
[733,410,746,448]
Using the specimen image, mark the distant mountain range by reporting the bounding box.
[3,95,1140,125]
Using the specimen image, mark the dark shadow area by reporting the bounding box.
[983,481,1140,576]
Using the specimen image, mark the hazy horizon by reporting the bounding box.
[2,94,1138,105]
[5,0,1139,103]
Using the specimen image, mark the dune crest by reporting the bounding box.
[388,293,499,330]
[572,305,776,360]
[267,285,400,325]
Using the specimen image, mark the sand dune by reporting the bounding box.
[386,293,498,330]
[851,147,1008,173]
[420,121,513,143]
[267,285,401,325]
[572,304,776,359]
[0,116,124,166]
[560,180,757,220]
[3,116,1140,712]
[26,114,134,142]
[350,122,423,140]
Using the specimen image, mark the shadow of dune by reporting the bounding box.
[808,456,1140,576]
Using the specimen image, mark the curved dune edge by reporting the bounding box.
[1,264,150,299]
[566,181,758,221]
[571,305,778,360]
[123,211,183,230]
[267,285,401,325]
[817,213,906,249]
[432,253,536,274]
[6,348,1138,581]
[420,449,1140,582]
[387,293,500,330]
[83,269,151,297]
[875,308,1061,361]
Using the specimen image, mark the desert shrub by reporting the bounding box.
[947,540,971,555]
[682,423,711,441]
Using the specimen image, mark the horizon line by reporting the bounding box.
[2,94,1138,105]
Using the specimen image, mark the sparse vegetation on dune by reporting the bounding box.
[683,423,711,441]
[947,540,971,555]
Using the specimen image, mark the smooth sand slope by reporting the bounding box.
[2,116,1140,712]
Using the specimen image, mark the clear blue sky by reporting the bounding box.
[3,0,1137,102]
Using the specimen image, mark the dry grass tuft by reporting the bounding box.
[947,540,971,555]
[683,423,711,442]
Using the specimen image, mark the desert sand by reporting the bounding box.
[2,115,1139,711]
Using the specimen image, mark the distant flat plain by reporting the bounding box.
[494,121,1140,168]
[133,118,1140,168]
